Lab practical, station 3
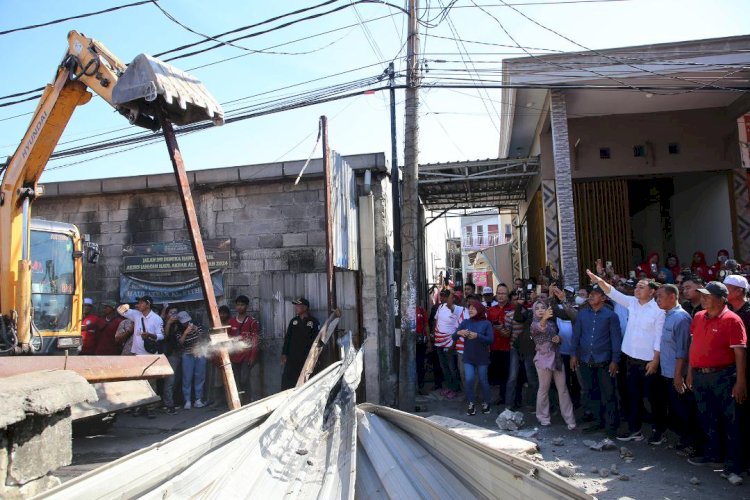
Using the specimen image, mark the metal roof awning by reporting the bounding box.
[418,157,540,211]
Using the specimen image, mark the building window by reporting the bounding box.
[633,145,645,157]
[599,148,611,159]
[668,143,680,155]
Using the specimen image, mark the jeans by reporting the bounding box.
[693,367,742,474]
[437,348,460,392]
[505,348,539,408]
[578,362,619,434]
[662,376,704,452]
[162,353,182,408]
[182,353,206,403]
[464,363,491,404]
[625,356,667,434]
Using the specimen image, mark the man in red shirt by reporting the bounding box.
[487,284,513,405]
[686,281,747,485]
[228,295,259,404]
[94,301,123,355]
[80,298,99,354]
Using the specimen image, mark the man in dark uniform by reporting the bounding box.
[281,297,320,390]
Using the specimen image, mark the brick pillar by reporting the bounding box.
[542,179,560,271]
[549,90,579,288]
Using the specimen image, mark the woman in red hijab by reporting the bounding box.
[690,251,710,281]
[635,252,660,279]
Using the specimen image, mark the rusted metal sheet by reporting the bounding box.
[0,355,172,382]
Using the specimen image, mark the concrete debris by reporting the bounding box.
[295,449,308,455]
[583,438,617,451]
[618,474,630,481]
[513,428,538,439]
[496,410,525,431]
[599,468,610,478]
[610,464,619,475]
[551,437,565,446]
[619,446,634,459]
[727,474,743,486]
[590,466,599,474]
[689,477,701,485]
[556,466,576,478]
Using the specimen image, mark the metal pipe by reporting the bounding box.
[158,110,241,410]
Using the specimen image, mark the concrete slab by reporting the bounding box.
[426,415,538,455]
[0,371,96,429]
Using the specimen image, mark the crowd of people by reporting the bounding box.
[419,255,748,486]
[78,294,320,415]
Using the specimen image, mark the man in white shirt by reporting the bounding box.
[433,289,465,399]
[586,270,666,443]
[117,295,164,355]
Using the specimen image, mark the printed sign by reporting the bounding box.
[122,239,231,272]
[119,272,224,304]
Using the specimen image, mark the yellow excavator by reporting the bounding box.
[0,31,225,415]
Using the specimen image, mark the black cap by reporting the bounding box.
[439,289,451,297]
[623,279,637,288]
[588,284,606,296]
[697,281,728,299]
[136,295,153,306]
[292,297,310,307]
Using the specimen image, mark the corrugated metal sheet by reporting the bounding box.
[259,271,359,342]
[331,152,359,271]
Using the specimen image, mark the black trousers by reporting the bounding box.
[625,356,667,434]
[579,362,619,434]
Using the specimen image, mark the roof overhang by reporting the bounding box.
[499,35,750,157]
[418,157,540,211]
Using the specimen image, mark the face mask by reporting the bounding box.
[719,255,727,263]
[575,296,587,306]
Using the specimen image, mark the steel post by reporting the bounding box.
[159,111,241,410]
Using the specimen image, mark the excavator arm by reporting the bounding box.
[0,30,223,352]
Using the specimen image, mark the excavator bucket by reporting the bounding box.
[112,54,224,128]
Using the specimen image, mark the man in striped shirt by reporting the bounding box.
[433,289,465,399]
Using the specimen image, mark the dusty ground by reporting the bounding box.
[415,390,748,500]
[60,395,747,499]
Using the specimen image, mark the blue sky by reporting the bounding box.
[0,0,748,183]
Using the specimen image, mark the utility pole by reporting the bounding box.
[388,62,402,334]
[398,0,419,411]
[321,116,337,313]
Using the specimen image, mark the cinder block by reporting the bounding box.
[283,233,307,247]
[234,235,259,249]
[259,234,282,249]
[222,197,242,210]
[293,191,320,204]
[102,176,148,193]
[264,258,288,271]
[307,231,326,247]
[195,167,239,185]
[57,179,102,196]
[162,218,185,230]
[7,412,71,485]
[107,210,130,222]
[239,259,264,273]
[216,211,234,224]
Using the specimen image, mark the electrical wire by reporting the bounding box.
[0,0,153,36]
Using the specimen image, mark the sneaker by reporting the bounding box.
[648,431,665,446]
[687,456,722,467]
[466,403,476,416]
[184,402,192,410]
[616,431,644,442]
[540,421,551,427]
[481,402,491,414]
[164,406,176,415]
[194,400,206,408]
[567,424,576,431]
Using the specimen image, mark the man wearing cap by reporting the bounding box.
[482,286,498,308]
[80,298,99,354]
[686,281,746,485]
[229,295,260,404]
[570,284,622,437]
[93,300,123,355]
[586,270,666,443]
[655,284,702,452]
[117,296,164,355]
[281,298,320,390]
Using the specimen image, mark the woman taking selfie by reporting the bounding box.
[531,299,577,430]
